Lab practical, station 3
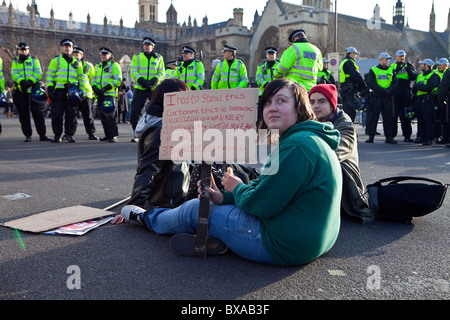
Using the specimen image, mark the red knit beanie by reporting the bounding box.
[309,84,338,112]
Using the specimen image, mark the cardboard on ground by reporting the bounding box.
[159,88,259,162]
[1,205,113,233]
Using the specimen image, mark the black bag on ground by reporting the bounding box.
[366,176,448,223]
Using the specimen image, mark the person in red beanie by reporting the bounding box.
[309,84,375,224]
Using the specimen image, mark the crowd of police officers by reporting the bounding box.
[0,29,449,148]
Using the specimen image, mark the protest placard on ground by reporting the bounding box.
[159,88,259,163]
[1,205,114,233]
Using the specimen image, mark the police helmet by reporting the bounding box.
[67,85,82,102]
[222,44,237,53]
[100,47,113,55]
[346,47,360,55]
[32,87,48,103]
[101,97,116,119]
[288,29,306,42]
[351,96,366,111]
[437,58,449,66]
[16,42,30,50]
[0,92,7,108]
[142,37,156,46]
[418,59,434,67]
[265,47,277,54]
[182,46,195,54]
[404,106,416,120]
[60,39,74,47]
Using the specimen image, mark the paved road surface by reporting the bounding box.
[0,115,448,309]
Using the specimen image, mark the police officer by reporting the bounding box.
[433,58,448,144]
[92,47,122,143]
[256,47,279,95]
[317,58,336,85]
[165,61,178,79]
[274,29,323,92]
[390,50,417,142]
[412,59,440,145]
[438,58,450,148]
[129,37,165,142]
[174,46,205,90]
[46,39,85,143]
[0,56,4,136]
[72,46,98,140]
[256,47,279,122]
[11,42,51,142]
[211,44,248,89]
[339,47,366,122]
[365,52,398,144]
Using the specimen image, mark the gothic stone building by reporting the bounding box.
[0,0,448,87]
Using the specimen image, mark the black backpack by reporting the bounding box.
[366,176,448,223]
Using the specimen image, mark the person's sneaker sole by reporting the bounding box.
[170,233,228,257]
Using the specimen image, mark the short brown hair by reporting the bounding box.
[258,79,316,131]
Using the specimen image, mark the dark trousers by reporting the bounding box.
[446,102,450,142]
[13,90,47,137]
[130,89,152,131]
[76,98,96,135]
[341,91,357,122]
[366,94,395,140]
[435,102,449,142]
[97,96,119,139]
[415,96,435,143]
[50,89,77,137]
[393,87,412,139]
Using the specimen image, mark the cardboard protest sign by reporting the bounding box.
[159,88,259,163]
[1,205,114,233]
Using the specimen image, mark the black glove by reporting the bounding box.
[20,80,31,90]
[92,86,101,96]
[32,81,41,92]
[64,82,76,90]
[148,77,158,87]
[137,77,147,87]
[100,84,113,95]
[47,86,55,100]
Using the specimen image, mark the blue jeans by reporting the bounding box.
[142,199,275,265]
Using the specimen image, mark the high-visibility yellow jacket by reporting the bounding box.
[339,58,359,83]
[370,66,394,89]
[255,60,279,96]
[130,52,165,91]
[433,69,447,95]
[165,69,176,79]
[274,40,323,91]
[211,59,248,89]
[0,58,4,93]
[80,60,95,99]
[92,60,123,97]
[174,59,205,90]
[11,55,43,93]
[46,55,85,90]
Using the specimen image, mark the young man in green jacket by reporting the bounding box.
[116,79,342,266]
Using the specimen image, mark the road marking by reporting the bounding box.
[328,270,347,276]
[2,193,32,200]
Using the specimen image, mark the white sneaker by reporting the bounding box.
[121,205,145,225]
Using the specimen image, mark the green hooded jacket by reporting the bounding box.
[223,120,342,266]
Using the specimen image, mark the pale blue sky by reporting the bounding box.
[14,0,450,33]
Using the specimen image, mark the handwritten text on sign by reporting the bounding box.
[159,88,259,162]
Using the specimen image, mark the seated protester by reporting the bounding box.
[113,79,343,267]
[309,84,375,225]
[125,79,191,210]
